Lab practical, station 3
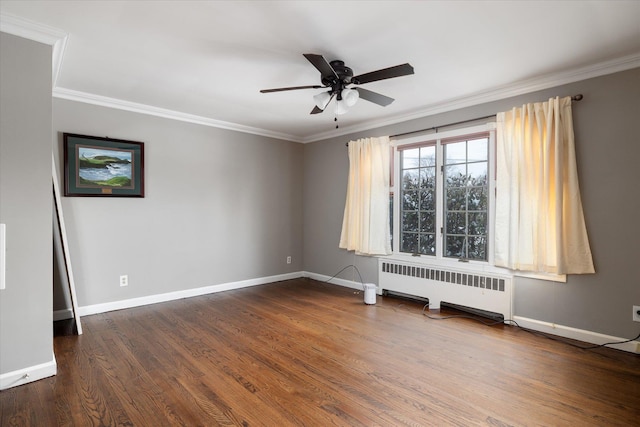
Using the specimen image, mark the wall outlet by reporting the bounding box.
[633,305,640,322]
[286,256,292,264]
[120,275,128,287]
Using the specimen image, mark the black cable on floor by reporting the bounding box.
[324,264,365,291]
[420,302,640,352]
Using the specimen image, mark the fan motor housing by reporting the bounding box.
[321,60,353,86]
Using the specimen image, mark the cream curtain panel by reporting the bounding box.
[339,136,392,256]
[495,96,594,274]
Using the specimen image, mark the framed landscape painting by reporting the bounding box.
[63,133,145,197]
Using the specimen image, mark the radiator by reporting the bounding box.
[379,258,512,321]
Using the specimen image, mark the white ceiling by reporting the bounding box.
[1,1,639,142]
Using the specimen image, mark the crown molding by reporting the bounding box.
[301,52,640,143]
[1,11,301,142]
[0,12,68,86]
[53,87,302,142]
[3,11,638,144]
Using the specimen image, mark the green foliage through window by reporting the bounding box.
[397,134,490,261]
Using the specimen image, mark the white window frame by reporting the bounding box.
[388,123,505,275]
[387,122,566,282]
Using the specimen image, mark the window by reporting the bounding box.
[391,124,495,263]
[399,144,437,255]
[442,136,488,260]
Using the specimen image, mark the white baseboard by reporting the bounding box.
[0,356,57,390]
[513,316,640,354]
[78,272,303,317]
[70,271,640,355]
[304,272,639,354]
[302,271,376,293]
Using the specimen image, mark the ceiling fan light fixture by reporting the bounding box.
[342,88,359,107]
[335,88,359,115]
[261,54,413,118]
[335,99,349,115]
[313,91,332,110]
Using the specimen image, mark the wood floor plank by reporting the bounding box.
[1,278,638,426]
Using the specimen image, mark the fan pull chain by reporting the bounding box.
[335,116,338,129]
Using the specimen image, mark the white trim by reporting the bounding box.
[302,271,375,293]
[513,271,567,283]
[0,12,68,86]
[304,271,637,353]
[53,308,74,322]
[52,87,303,143]
[78,272,303,317]
[3,11,638,146]
[0,356,57,390]
[0,13,66,45]
[0,13,301,142]
[391,124,498,268]
[513,316,640,354]
[302,53,640,143]
[52,154,83,334]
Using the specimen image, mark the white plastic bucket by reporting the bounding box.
[363,283,377,305]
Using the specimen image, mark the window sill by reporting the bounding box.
[511,271,567,283]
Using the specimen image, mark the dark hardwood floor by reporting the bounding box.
[2,278,638,426]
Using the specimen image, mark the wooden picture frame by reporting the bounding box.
[63,133,145,197]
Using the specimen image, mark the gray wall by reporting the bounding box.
[53,99,303,307]
[303,67,640,339]
[0,34,54,374]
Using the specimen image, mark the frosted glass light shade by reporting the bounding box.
[335,89,359,115]
[313,91,332,110]
[342,88,359,107]
[335,99,349,115]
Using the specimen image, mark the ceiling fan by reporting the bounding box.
[260,54,414,115]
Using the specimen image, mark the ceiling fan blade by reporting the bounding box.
[353,63,414,85]
[354,88,395,107]
[303,53,338,79]
[260,85,323,93]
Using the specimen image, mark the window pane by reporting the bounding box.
[445,141,466,165]
[402,190,419,211]
[403,148,420,169]
[419,233,436,255]
[467,162,487,186]
[468,187,487,210]
[420,167,436,188]
[401,232,418,253]
[467,138,488,162]
[468,212,487,235]
[445,235,466,258]
[468,236,486,260]
[420,211,435,233]
[446,187,466,210]
[420,189,436,211]
[402,169,420,190]
[445,164,467,187]
[402,211,418,232]
[420,146,436,167]
[446,212,466,234]
[398,132,490,261]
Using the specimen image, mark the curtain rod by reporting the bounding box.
[346,94,583,146]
